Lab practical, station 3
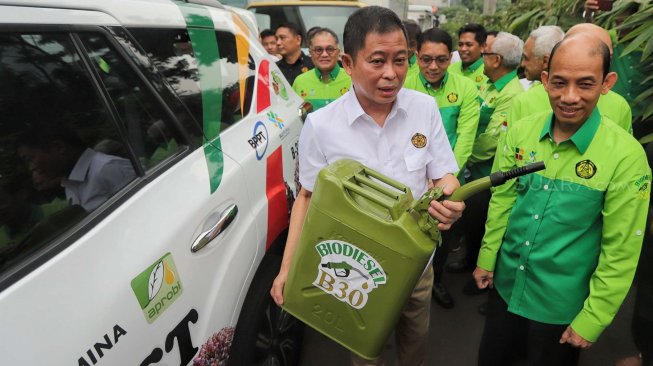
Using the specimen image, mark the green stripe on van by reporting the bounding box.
[175,1,224,193]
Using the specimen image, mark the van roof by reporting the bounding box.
[247,1,366,8]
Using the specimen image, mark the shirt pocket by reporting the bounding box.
[404,146,434,172]
[548,185,604,229]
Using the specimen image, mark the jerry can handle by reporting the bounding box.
[342,181,395,210]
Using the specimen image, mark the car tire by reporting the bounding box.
[230,254,304,366]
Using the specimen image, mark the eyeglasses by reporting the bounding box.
[481,52,500,57]
[418,55,450,66]
[310,46,338,56]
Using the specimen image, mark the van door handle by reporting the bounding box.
[191,204,238,253]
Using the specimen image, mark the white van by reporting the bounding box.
[0,1,305,365]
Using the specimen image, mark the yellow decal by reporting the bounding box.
[232,13,250,117]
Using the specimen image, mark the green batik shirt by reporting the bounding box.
[292,64,351,112]
[404,71,480,169]
[509,83,632,133]
[448,58,488,90]
[611,43,649,118]
[467,70,523,180]
[479,108,650,342]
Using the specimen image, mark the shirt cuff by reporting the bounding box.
[570,311,606,343]
[476,249,497,271]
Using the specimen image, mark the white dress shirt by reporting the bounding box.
[299,88,458,198]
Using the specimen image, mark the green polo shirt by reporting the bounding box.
[404,71,480,169]
[292,64,351,112]
[467,70,523,180]
[611,43,649,118]
[509,83,632,133]
[448,58,488,89]
[479,108,650,342]
[407,54,419,78]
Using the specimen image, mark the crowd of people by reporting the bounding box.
[259,4,652,366]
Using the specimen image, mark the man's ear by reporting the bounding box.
[601,71,618,95]
[541,70,550,91]
[341,53,354,75]
[541,55,550,71]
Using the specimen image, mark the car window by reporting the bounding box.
[129,28,255,135]
[79,33,185,169]
[0,32,138,274]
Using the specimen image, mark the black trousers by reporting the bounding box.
[433,228,455,283]
[461,189,491,268]
[478,289,580,366]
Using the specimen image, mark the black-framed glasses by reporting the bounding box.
[310,46,338,56]
[418,55,450,66]
[481,52,500,57]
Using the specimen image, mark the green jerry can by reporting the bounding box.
[281,159,441,360]
[282,159,545,359]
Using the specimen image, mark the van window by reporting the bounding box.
[0,32,137,274]
[129,28,255,135]
[79,33,185,169]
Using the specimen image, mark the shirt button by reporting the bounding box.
[636,230,643,236]
[543,184,549,190]
[553,153,559,159]
[519,265,525,271]
[525,241,530,246]
[534,214,539,220]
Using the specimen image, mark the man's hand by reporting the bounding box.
[584,0,599,11]
[428,183,465,230]
[473,267,494,289]
[559,326,593,349]
[270,269,288,305]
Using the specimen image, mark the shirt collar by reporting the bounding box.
[344,87,408,126]
[313,63,340,82]
[491,70,518,91]
[539,107,601,154]
[67,148,96,182]
[418,71,448,90]
[463,58,483,72]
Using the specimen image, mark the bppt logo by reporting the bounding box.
[131,253,183,324]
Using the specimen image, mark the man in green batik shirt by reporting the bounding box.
[449,23,488,89]
[404,27,480,309]
[510,24,632,134]
[403,20,421,78]
[474,33,650,366]
[292,28,351,112]
[404,28,479,171]
[467,31,524,181]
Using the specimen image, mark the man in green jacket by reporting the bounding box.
[447,31,524,275]
[292,27,351,112]
[474,33,650,365]
[448,23,488,89]
[404,27,480,308]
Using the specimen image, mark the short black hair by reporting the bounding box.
[343,6,407,61]
[308,27,339,46]
[260,29,276,39]
[458,23,487,45]
[548,36,611,79]
[417,28,453,53]
[403,20,422,43]
[276,22,303,40]
[487,30,499,38]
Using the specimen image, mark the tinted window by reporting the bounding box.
[129,28,255,134]
[0,32,137,273]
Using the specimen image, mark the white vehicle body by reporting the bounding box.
[0,1,304,365]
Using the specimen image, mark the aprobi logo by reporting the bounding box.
[312,240,386,309]
[131,253,183,324]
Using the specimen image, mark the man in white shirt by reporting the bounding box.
[270,6,465,366]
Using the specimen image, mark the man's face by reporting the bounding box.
[521,37,543,81]
[481,42,501,77]
[275,27,301,56]
[309,33,340,73]
[18,144,65,191]
[261,35,278,55]
[418,41,451,85]
[458,32,484,65]
[342,29,408,109]
[542,45,615,126]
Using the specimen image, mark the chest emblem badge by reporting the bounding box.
[447,92,458,103]
[576,160,597,179]
[411,133,427,148]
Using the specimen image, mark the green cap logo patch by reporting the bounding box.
[131,253,183,324]
[313,240,387,309]
[575,160,597,179]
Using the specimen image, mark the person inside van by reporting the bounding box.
[259,29,280,61]
[17,127,136,212]
[275,22,313,85]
